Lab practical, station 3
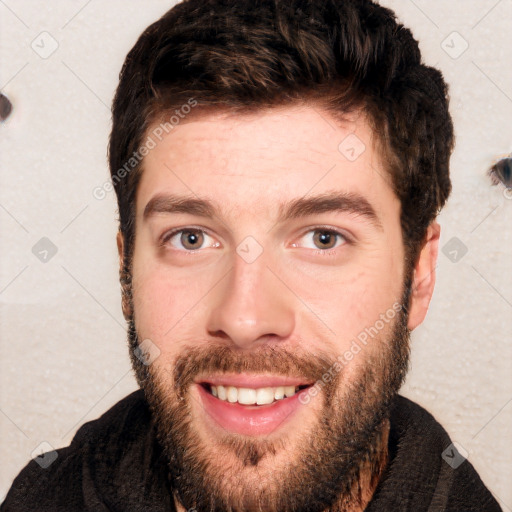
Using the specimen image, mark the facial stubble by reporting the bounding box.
[126,291,411,512]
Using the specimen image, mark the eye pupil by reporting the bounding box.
[181,230,203,250]
[313,230,336,249]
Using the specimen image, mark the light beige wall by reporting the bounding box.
[1,0,511,507]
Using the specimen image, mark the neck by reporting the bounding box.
[330,418,390,512]
[173,419,390,512]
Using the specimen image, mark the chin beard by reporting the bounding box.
[127,296,411,512]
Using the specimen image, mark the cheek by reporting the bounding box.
[293,247,404,346]
[131,259,207,347]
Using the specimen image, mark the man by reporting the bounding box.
[1,0,502,510]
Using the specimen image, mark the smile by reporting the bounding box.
[196,376,315,436]
[205,383,310,405]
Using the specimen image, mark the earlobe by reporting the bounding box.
[407,222,440,331]
[116,231,133,321]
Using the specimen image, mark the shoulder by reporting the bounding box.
[390,394,451,442]
[1,390,150,512]
[71,389,150,447]
[367,395,502,511]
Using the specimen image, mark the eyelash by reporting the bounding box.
[160,226,216,253]
[293,226,351,255]
[160,226,351,255]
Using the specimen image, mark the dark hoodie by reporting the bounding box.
[1,391,502,511]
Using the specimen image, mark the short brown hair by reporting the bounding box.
[109,0,454,279]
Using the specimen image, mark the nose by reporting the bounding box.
[205,254,295,349]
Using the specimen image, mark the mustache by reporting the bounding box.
[166,344,340,400]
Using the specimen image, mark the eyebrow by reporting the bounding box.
[279,191,382,229]
[143,191,382,230]
[143,194,216,219]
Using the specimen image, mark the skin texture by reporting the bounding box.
[117,104,440,511]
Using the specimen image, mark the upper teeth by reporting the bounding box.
[210,385,298,405]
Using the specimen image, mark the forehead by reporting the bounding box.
[136,104,397,221]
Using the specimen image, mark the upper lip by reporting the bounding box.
[196,374,315,388]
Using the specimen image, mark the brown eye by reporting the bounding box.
[291,228,347,253]
[312,230,338,249]
[179,230,204,250]
[164,229,220,252]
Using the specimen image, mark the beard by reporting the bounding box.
[127,290,411,512]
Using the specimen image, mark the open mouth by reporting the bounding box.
[196,379,316,435]
[200,383,312,407]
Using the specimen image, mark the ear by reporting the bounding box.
[116,231,133,321]
[116,230,124,268]
[407,221,440,331]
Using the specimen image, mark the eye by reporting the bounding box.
[162,228,220,251]
[292,228,348,252]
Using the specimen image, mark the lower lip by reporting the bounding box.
[197,384,310,436]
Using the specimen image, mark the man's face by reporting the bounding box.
[127,105,412,511]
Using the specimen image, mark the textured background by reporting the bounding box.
[1,0,511,507]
